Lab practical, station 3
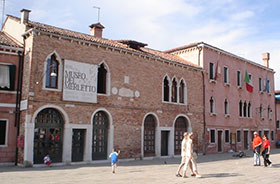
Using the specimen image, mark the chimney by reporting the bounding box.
[262,52,270,68]
[89,23,105,38]
[20,9,31,24]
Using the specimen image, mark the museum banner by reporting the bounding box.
[63,59,98,103]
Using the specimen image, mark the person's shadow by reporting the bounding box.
[202,173,242,178]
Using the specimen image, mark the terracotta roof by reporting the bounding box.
[140,47,200,67]
[164,42,203,53]
[6,15,201,70]
[0,31,22,48]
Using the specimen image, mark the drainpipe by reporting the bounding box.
[197,46,206,155]
[14,40,25,165]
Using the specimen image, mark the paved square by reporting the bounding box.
[1,149,279,184]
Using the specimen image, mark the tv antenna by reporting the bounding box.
[1,0,5,27]
[93,6,100,23]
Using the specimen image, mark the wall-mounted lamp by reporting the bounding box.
[35,64,57,85]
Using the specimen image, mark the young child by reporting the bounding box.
[43,154,52,166]
[109,148,120,173]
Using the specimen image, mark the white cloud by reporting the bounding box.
[231,10,255,21]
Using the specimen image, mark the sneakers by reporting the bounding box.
[196,174,202,178]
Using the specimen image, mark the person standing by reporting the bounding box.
[261,135,272,167]
[182,132,201,178]
[252,132,262,166]
[109,148,120,174]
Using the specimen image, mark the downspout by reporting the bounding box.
[197,46,206,155]
[14,42,25,166]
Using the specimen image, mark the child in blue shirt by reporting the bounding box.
[109,148,120,173]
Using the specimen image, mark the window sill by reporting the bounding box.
[237,86,242,89]
[0,90,17,94]
[225,114,230,118]
[209,79,216,84]
[259,91,263,94]
[268,93,272,96]
[162,101,188,106]
[261,117,264,120]
[210,112,217,116]
[224,83,230,87]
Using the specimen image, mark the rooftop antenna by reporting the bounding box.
[93,6,100,23]
[1,0,5,28]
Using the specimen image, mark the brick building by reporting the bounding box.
[2,10,204,166]
[0,31,23,164]
[165,43,276,153]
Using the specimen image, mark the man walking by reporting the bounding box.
[252,132,262,166]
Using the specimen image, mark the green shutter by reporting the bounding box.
[9,65,16,91]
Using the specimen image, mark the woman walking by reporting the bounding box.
[261,135,272,167]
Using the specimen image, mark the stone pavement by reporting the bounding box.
[1,149,280,184]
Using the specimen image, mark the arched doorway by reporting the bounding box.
[92,111,108,160]
[144,114,156,157]
[33,108,64,164]
[174,116,188,155]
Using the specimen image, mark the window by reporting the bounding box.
[210,129,215,143]
[271,131,274,141]
[237,71,241,87]
[179,80,185,104]
[97,64,107,94]
[258,130,262,137]
[239,100,243,117]
[171,78,177,102]
[45,54,59,88]
[163,76,170,102]
[243,101,247,117]
[248,102,251,118]
[0,120,7,145]
[258,78,262,92]
[237,130,241,142]
[209,62,214,80]
[224,99,229,115]
[0,64,16,91]
[277,120,280,129]
[260,104,263,119]
[225,130,230,143]
[210,97,215,114]
[268,106,272,120]
[224,66,228,83]
[264,130,269,138]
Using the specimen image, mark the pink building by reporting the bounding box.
[166,42,276,153]
[0,32,23,164]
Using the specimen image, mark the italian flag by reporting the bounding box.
[244,70,253,93]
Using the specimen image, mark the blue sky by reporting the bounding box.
[2,0,280,90]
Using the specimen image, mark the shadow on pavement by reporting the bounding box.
[202,173,242,178]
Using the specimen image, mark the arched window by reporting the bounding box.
[210,97,215,113]
[224,99,229,115]
[171,78,177,102]
[248,102,251,117]
[45,54,59,88]
[144,115,156,157]
[97,64,107,94]
[239,100,243,117]
[268,105,272,119]
[163,76,170,102]
[243,101,247,117]
[179,80,185,104]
